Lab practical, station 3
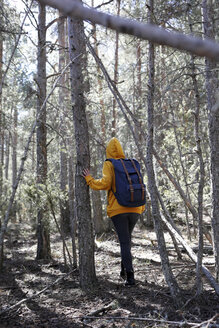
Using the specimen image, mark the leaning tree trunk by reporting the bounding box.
[36,3,51,260]
[202,0,219,282]
[67,10,96,290]
[146,0,180,303]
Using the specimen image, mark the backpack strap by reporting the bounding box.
[130,159,145,201]
[120,159,134,202]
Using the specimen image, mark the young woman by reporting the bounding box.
[82,137,145,286]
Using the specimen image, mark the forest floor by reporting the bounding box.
[0,221,218,328]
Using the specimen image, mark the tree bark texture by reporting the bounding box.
[67,12,96,289]
[36,3,51,260]
[67,143,77,268]
[58,14,71,235]
[146,0,180,303]
[202,0,219,282]
[0,20,3,269]
[0,26,3,205]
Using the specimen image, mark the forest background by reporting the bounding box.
[0,0,219,327]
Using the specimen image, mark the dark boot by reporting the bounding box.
[125,271,135,286]
[120,262,126,280]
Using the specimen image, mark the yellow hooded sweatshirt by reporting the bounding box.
[85,138,145,218]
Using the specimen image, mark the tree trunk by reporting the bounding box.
[11,106,18,222]
[188,4,205,294]
[67,141,77,268]
[0,18,3,268]
[112,0,120,137]
[58,13,71,235]
[0,23,3,203]
[4,131,10,181]
[67,10,96,289]
[202,0,219,282]
[146,0,180,303]
[36,3,51,260]
[91,0,106,144]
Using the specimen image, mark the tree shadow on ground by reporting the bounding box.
[0,226,218,328]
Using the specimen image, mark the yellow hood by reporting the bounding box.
[106,138,125,159]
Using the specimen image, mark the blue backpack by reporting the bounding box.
[106,158,146,207]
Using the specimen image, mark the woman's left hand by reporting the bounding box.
[82,168,90,178]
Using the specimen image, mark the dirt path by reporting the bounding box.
[0,223,218,327]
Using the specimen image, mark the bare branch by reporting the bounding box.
[37,0,219,60]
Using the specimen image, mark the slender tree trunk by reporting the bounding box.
[0,18,3,267]
[36,3,51,260]
[202,0,219,282]
[4,131,10,181]
[191,57,205,294]
[0,24,3,203]
[68,141,77,268]
[11,106,18,222]
[67,9,96,289]
[170,106,194,238]
[91,0,106,144]
[188,1,205,294]
[32,133,35,172]
[146,0,180,303]
[58,13,71,235]
[112,0,120,137]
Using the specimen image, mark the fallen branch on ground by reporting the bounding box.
[84,300,119,318]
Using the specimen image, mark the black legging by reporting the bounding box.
[111,213,139,272]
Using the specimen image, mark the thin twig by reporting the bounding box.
[47,192,73,267]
